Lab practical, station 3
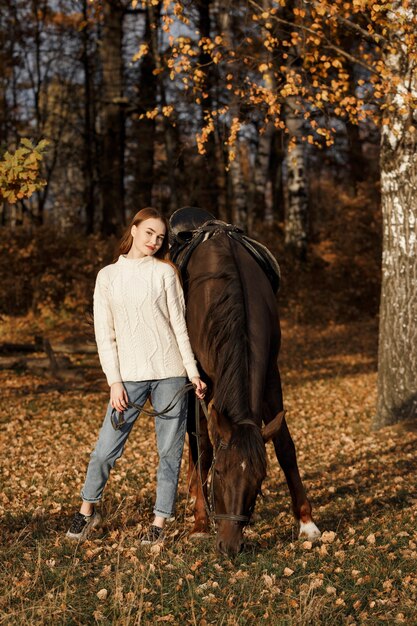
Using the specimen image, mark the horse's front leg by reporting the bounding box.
[264,370,321,541]
[186,393,213,537]
[272,416,321,540]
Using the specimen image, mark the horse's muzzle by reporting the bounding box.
[217,536,244,556]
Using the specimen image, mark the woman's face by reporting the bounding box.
[130,218,166,258]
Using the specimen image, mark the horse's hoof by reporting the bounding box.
[299,521,321,541]
[189,531,211,541]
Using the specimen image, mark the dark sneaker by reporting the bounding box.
[141,524,165,545]
[66,510,101,541]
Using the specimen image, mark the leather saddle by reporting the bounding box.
[169,207,281,294]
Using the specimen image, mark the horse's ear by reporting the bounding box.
[262,410,285,442]
[210,405,232,444]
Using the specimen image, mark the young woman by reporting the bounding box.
[67,207,206,544]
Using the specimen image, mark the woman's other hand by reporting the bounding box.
[110,382,129,412]
[191,377,207,400]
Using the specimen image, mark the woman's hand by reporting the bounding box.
[191,377,207,400]
[110,382,129,412]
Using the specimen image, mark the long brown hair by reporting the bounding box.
[116,207,169,260]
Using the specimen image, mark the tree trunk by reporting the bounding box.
[279,0,309,257]
[376,138,417,425]
[375,6,417,428]
[132,2,159,210]
[228,145,247,229]
[216,5,246,228]
[29,1,45,226]
[99,0,125,235]
[82,0,96,234]
[0,28,7,149]
[146,1,181,212]
[0,8,9,224]
[214,133,229,222]
[284,136,309,259]
[247,123,274,234]
[197,0,221,216]
[270,129,285,223]
[346,120,367,187]
[345,63,369,192]
[247,0,276,234]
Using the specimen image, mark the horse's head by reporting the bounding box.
[210,407,284,556]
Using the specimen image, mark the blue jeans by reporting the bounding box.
[81,377,188,518]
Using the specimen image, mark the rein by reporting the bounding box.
[110,382,195,430]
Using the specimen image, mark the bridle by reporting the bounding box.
[194,397,260,525]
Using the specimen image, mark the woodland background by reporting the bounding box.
[0,0,385,332]
[1,0,417,624]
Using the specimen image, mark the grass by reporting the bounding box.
[1,313,417,625]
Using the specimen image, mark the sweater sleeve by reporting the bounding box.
[165,272,200,381]
[93,269,122,386]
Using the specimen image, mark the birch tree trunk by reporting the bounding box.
[281,0,309,258]
[248,123,275,234]
[284,105,309,259]
[227,149,246,228]
[375,3,417,427]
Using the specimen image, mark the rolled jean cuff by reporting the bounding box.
[153,508,174,519]
[80,491,101,504]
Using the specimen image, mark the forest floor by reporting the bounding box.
[1,311,417,625]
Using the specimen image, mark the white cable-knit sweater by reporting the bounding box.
[93,255,199,386]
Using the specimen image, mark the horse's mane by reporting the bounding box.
[192,232,268,480]
[204,234,252,425]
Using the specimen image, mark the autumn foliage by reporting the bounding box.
[0,139,48,204]
[133,0,417,154]
[0,227,113,316]
[0,178,380,320]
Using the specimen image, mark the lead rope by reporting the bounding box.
[194,394,215,523]
[127,382,196,417]
[111,382,197,429]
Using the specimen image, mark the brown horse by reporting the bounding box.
[170,212,320,556]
